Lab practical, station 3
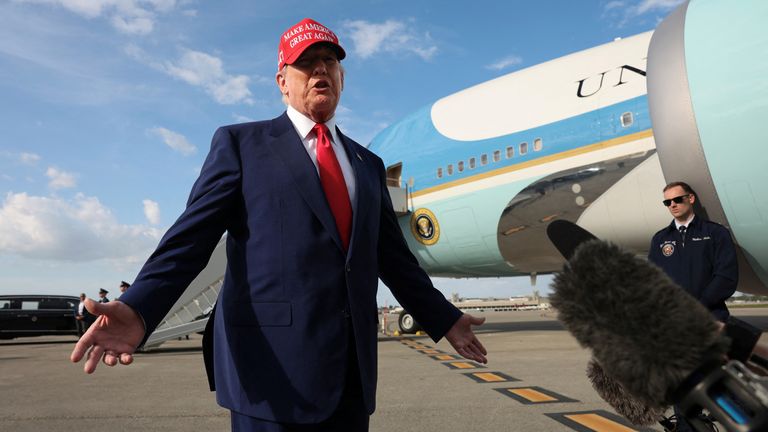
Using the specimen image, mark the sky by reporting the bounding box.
[0,0,684,305]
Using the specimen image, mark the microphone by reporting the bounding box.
[547,220,768,431]
[586,358,666,426]
[546,219,597,260]
[547,221,730,410]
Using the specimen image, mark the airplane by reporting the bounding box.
[369,0,767,289]
[368,0,767,331]
[144,0,768,344]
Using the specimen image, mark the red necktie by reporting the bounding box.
[314,123,352,251]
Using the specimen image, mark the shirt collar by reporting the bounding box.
[286,105,340,145]
[675,214,695,230]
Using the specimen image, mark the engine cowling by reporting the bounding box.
[647,0,768,294]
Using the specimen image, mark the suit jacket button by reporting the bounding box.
[346,264,351,272]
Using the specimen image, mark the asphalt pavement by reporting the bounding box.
[2,308,767,431]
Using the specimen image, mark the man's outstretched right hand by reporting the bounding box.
[70,298,145,373]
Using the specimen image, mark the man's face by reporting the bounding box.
[663,185,695,221]
[276,44,344,123]
[120,286,127,293]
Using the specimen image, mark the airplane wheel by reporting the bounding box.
[398,311,422,334]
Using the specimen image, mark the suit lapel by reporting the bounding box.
[337,129,372,256]
[268,113,344,252]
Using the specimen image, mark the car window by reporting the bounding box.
[21,301,39,310]
[40,299,72,309]
[0,300,10,309]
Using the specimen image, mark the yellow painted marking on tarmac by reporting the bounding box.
[434,355,455,360]
[449,362,478,369]
[564,413,636,432]
[508,388,558,402]
[473,372,508,382]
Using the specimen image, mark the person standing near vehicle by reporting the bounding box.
[74,293,94,336]
[116,281,130,300]
[97,288,109,304]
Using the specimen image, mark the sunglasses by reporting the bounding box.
[663,194,690,207]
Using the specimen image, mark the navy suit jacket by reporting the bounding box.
[119,112,462,423]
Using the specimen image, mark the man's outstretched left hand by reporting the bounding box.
[445,313,487,364]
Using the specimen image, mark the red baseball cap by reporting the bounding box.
[278,18,346,70]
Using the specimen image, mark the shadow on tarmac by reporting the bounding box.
[0,338,77,347]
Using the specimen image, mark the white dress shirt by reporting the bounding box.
[675,213,695,231]
[286,106,357,205]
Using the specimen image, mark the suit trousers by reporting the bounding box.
[230,325,369,432]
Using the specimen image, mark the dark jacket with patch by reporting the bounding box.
[648,216,738,321]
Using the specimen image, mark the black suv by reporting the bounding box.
[0,295,80,339]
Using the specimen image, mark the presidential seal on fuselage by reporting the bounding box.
[410,208,440,246]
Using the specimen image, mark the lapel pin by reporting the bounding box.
[356,153,363,161]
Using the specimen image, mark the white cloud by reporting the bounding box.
[233,113,255,123]
[19,152,41,165]
[0,192,162,261]
[46,166,77,189]
[341,19,438,61]
[604,0,684,26]
[12,0,177,35]
[142,199,160,225]
[162,50,254,105]
[634,0,685,15]
[149,126,197,156]
[604,0,625,11]
[111,14,154,35]
[486,55,523,71]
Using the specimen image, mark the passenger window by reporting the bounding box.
[437,167,443,178]
[457,161,464,172]
[533,138,542,151]
[0,300,10,309]
[621,112,633,127]
[493,150,501,162]
[519,142,528,155]
[481,154,488,166]
[469,157,476,169]
[506,146,514,159]
[447,164,454,175]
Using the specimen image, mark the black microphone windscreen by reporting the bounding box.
[586,359,667,426]
[546,220,597,260]
[550,240,730,409]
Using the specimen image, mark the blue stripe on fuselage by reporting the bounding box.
[369,95,650,193]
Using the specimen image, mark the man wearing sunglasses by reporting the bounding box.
[648,181,738,322]
[648,181,739,432]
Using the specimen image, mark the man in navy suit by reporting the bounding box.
[71,18,486,431]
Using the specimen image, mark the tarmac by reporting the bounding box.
[2,308,768,431]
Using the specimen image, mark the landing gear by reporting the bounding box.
[398,311,422,334]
